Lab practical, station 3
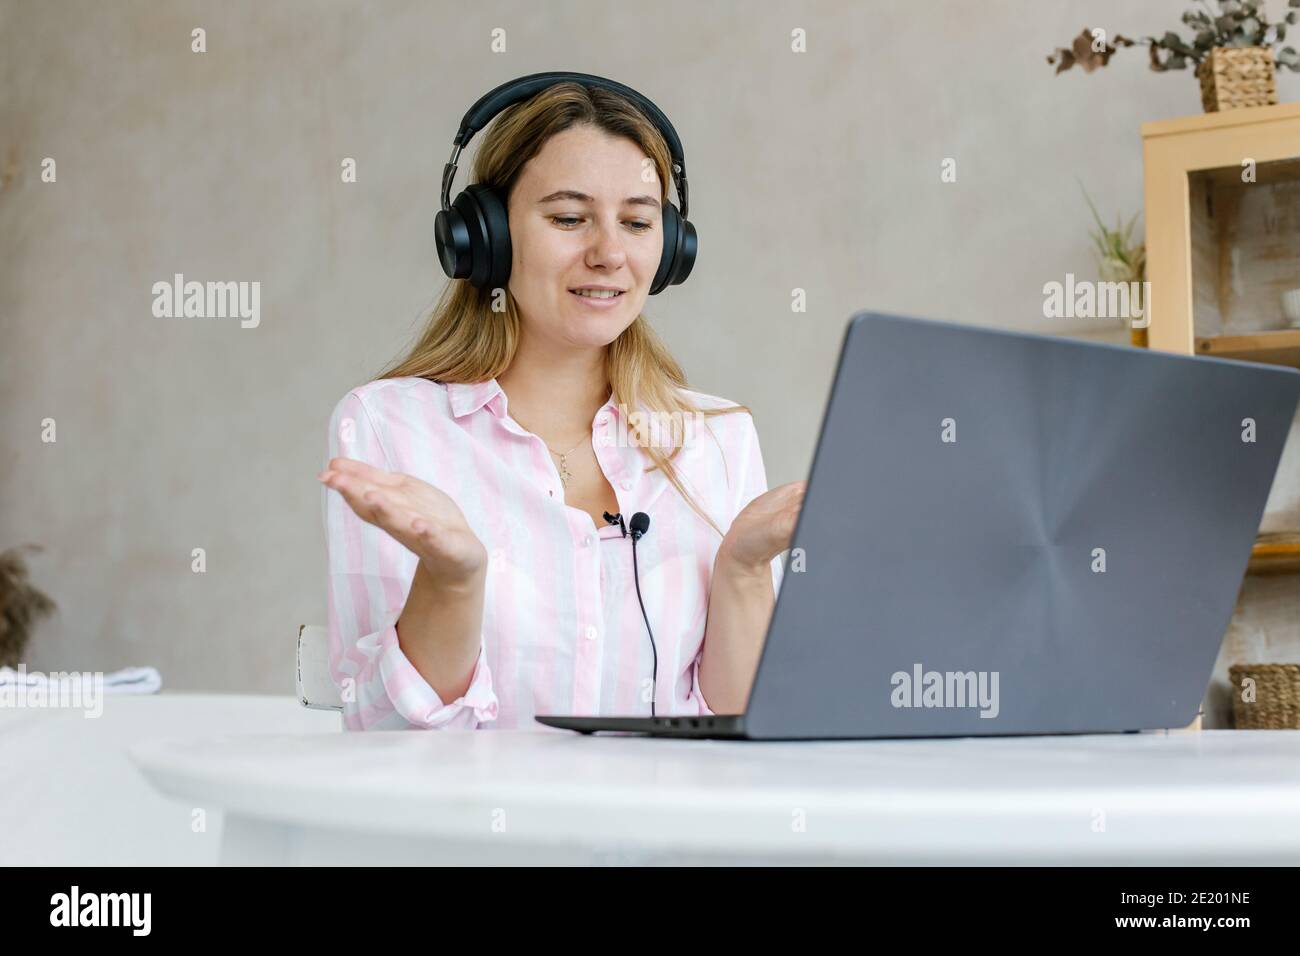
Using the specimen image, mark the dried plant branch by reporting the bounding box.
[1047,1,1300,75]
[0,544,57,667]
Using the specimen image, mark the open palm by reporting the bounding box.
[719,479,807,570]
[318,458,487,584]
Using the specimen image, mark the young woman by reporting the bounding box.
[317,77,805,731]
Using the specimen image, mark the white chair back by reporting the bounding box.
[297,624,344,711]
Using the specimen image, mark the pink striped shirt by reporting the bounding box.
[322,375,783,731]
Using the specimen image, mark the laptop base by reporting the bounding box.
[534,714,747,738]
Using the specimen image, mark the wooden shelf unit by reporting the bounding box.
[1143,104,1300,588]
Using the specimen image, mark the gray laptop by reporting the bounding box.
[536,311,1300,740]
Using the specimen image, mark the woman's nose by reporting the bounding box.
[585,219,628,269]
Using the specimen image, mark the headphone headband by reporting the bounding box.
[439,71,689,219]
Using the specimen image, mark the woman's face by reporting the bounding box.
[506,124,663,350]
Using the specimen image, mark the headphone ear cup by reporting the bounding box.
[673,216,697,286]
[434,203,472,280]
[435,185,512,289]
[651,202,696,295]
[465,183,512,290]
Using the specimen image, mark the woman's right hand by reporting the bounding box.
[318,458,488,586]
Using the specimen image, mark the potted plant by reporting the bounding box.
[0,544,56,668]
[1080,188,1148,348]
[1048,0,1300,112]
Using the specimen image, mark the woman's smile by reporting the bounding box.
[568,285,628,309]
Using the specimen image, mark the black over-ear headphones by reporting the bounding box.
[434,71,697,295]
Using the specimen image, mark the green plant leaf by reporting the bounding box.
[1077,181,1107,233]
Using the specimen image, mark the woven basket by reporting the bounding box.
[1196,46,1278,112]
[1229,663,1300,729]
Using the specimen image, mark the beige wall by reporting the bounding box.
[2,0,1297,721]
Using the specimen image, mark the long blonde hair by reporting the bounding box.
[376,81,748,536]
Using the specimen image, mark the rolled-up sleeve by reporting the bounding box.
[689,655,716,717]
[323,389,499,731]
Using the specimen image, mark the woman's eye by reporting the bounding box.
[549,216,653,232]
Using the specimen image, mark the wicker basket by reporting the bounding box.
[1196,47,1278,112]
[1229,663,1300,729]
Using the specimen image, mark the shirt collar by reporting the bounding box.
[447,378,628,423]
[447,379,507,419]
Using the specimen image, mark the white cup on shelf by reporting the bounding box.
[1284,288,1300,328]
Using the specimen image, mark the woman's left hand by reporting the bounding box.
[717,480,807,573]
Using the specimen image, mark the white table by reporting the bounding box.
[0,694,339,866]
[128,728,1300,865]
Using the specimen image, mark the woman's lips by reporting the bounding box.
[568,289,626,309]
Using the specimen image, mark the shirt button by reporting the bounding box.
[599,435,612,447]
[597,415,608,426]
[582,534,594,547]
[620,479,632,490]
[585,625,598,641]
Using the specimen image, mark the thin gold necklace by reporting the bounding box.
[511,414,588,487]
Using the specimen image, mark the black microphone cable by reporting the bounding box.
[604,510,659,716]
